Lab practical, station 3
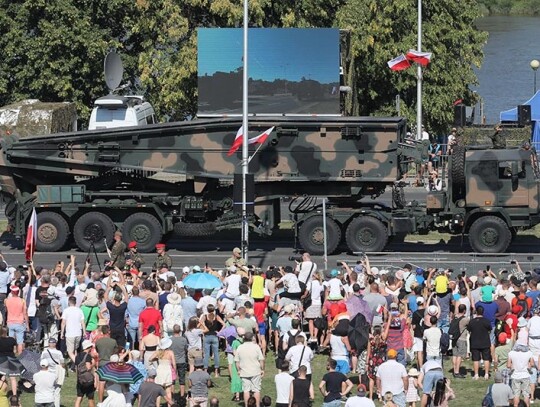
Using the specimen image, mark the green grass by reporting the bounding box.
[32,352,493,407]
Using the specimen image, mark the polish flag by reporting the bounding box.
[226,126,244,156]
[248,126,274,146]
[25,208,37,261]
[406,49,432,67]
[453,99,463,106]
[387,54,411,71]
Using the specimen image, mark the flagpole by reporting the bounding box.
[416,0,423,141]
[241,0,249,263]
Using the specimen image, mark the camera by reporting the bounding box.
[511,260,516,265]
[289,256,302,262]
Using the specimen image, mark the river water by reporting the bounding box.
[474,16,540,124]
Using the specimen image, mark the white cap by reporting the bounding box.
[484,276,492,285]
[228,265,237,273]
[110,354,119,362]
[370,267,379,275]
[428,305,438,316]
[182,266,190,275]
[82,339,94,350]
[40,359,49,367]
[78,283,87,292]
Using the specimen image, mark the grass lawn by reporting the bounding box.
[29,352,496,407]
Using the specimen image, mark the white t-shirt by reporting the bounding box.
[330,334,348,361]
[376,360,407,395]
[527,315,540,338]
[279,273,301,293]
[33,370,56,403]
[41,348,64,376]
[297,261,317,284]
[344,396,376,407]
[285,344,314,374]
[61,306,84,337]
[224,274,241,297]
[197,296,217,314]
[423,327,442,358]
[308,280,323,305]
[274,372,295,404]
[509,350,533,379]
[325,278,344,299]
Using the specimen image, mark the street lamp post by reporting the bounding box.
[531,59,540,94]
[416,0,423,141]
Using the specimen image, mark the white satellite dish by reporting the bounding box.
[104,52,124,94]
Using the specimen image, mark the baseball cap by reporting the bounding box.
[498,332,508,344]
[192,265,201,272]
[40,359,49,367]
[78,283,87,292]
[82,340,94,350]
[416,297,425,304]
[370,267,379,275]
[330,269,339,278]
[48,338,57,344]
[390,303,398,309]
[233,247,241,254]
[128,241,137,249]
[182,266,190,275]
[357,384,367,396]
[147,367,157,377]
[387,349,397,358]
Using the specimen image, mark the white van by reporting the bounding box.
[88,95,156,130]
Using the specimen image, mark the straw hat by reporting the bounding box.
[159,337,172,350]
[167,292,181,305]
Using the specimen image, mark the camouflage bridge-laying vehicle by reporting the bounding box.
[0,115,538,254]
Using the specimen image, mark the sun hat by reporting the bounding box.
[159,337,172,350]
[82,340,94,350]
[167,292,181,305]
[370,267,379,275]
[395,270,405,280]
[408,368,419,377]
[10,285,19,293]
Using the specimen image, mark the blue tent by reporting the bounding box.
[500,91,540,149]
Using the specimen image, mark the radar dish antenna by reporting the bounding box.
[104,52,124,94]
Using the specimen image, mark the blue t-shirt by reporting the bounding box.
[408,295,418,312]
[475,301,499,327]
[527,290,540,305]
[126,296,146,328]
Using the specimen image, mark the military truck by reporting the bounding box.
[0,115,538,254]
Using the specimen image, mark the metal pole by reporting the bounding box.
[241,0,249,263]
[396,94,401,116]
[322,198,328,271]
[535,70,537,94]
[416,0,423,141]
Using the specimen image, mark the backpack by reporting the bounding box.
[37,297,54,325]
[482,384,495,407]
[276,330,300,368]
[439,329,450,355]
[516,295,530,318]
[76,356,94,387]
[448,316,464,345]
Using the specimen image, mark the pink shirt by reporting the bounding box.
[5,296,25,324]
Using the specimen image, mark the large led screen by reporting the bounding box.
[198,28,340,116]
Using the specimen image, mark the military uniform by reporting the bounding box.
[225,256,246,269]
[110,240,127,269]
[153,253,172,270]
[130,252,145,267]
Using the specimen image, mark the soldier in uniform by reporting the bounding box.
[110,231,126,269]
[127,241,145,268]
[225,247,247,270]
[489,124,507,149]
[152,243,172,271]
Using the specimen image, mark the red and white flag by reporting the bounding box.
[25,208,37,261]
[387,54,411,71]
[248,126,274,146]
[226,126,244,156]
[406,49,432,67]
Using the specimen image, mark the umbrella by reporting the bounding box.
[217,325,238,353]
[0,356,24,378]
[347,313,370,353]
[345,295,373,324]
[18,350,41,383]
[97,362,143,384]
[182,272,222,290]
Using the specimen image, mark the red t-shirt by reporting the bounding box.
[253,297,269,323]
[503,313,518,336]
[139,307,163,337]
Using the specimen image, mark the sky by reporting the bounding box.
[198,28,340,84]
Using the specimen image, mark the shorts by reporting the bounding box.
[66,336,81,354]
[241,375,262,393]
[453,340,467,358]
[489,331,496,346]
[413,337,423,352]
[258,322,267,336]
[530,367,538,383]
[471,348,491,362]
[176,363,187,385]
[511,377,531,398]
[335,359,350,375]
[76,383,95,399]
[422,369,444,394]
[188,348,203,366]
[7,323,25,345]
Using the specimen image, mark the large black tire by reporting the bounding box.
[121,213,162,253]
[345,216,388,253]
[35,212,70,252]
[298,216,341,255]
[451,145,466,201]
[174,222,217,236]
[73,212,115,252]
[469,216,512,253]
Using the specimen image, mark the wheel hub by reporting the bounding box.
[481,228,498,246]
[85,224,104,240]
[131,224,151,243]
[38,223,57,244]
[357,228,375,245]
[310,228,324,245]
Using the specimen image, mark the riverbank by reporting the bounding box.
[478,0,540,16]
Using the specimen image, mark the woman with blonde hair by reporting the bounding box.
[150,337,176,406]
[304,271,324,343]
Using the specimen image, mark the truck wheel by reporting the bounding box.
[298,216,341,255]
[451,145,466,201]
[345,216,388,253]
[122,213,162,253]
[73,212,115,252]
[36,212,69,252]
[469,216,511,253]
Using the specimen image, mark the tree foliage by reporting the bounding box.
[0,0,487,132]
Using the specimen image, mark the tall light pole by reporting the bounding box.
[416,0,423,141]
[531,59,539,94]
[241,0,249,262]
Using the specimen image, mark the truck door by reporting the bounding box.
[496,160,528,207]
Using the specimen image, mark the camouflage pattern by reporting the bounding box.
[153,253,172,271]
[110,240,126,268]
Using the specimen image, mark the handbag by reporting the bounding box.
[302,282,313,310]
[47,349,66,386]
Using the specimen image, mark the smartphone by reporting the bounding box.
[510,260,516,265]
[125,342,130,351]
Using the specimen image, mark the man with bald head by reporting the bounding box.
[363,283,387,326]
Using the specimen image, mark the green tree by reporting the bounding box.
[336,0,487,134]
